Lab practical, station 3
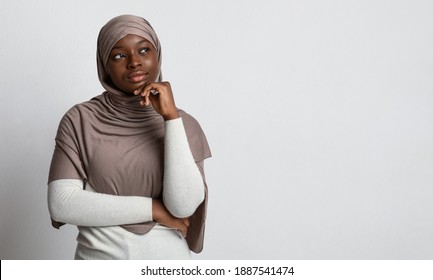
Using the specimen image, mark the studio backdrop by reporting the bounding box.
[1,0,433,259]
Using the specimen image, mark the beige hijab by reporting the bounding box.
[48,15,211,253]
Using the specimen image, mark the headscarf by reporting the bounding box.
[48,15,211,253]
[97,14,162,96]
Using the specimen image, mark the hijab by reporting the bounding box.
[97,14,162,96]
[48,15,211,253]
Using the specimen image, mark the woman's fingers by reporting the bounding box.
[135,82,163,99]
[152,199,190,238]
[139,94,151,107]
[180,220,190,237]
[184,218,190,228]
[176,218,190,237]
[179,226,187,238]
[135,82,179,120]
[134,85,150,107]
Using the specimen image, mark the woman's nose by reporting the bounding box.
[128,55,141,69]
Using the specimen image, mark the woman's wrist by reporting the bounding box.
[151,199,161,221]
[162,111,180,121]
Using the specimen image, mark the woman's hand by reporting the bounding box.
[134,81,179,121]
[152,199,190,237]
[51,218,65,229]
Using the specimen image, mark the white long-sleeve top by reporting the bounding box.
[48,117,205,227]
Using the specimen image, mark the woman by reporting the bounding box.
[47,15,211,259]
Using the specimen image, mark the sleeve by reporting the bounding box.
[48,108,87,229]
[48,179,153,226]
[163,118,205,218]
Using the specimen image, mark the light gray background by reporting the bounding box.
[1,0,432,259]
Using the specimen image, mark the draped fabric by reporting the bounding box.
[48,15,211,253]
[97,14,163,95]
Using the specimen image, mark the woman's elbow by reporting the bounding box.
[165,189,205,218]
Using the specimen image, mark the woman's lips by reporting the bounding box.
[128,71,147,83]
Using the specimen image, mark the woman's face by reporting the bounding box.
[106,34,159,94]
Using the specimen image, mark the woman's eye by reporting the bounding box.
[140,48,149,54]
[113,53,126,60]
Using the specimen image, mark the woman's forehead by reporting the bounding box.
[111,35,153,49]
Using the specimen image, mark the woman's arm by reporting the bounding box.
[134,81,206,218]
[162,118,205,218]
[48,179,152,226]
[48,179,190,235]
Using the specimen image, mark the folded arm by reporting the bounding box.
[48,179,153,226]
[162,118,205,218]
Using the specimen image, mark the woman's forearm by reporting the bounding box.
[163,118,205,218]
[48,179,153,226]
